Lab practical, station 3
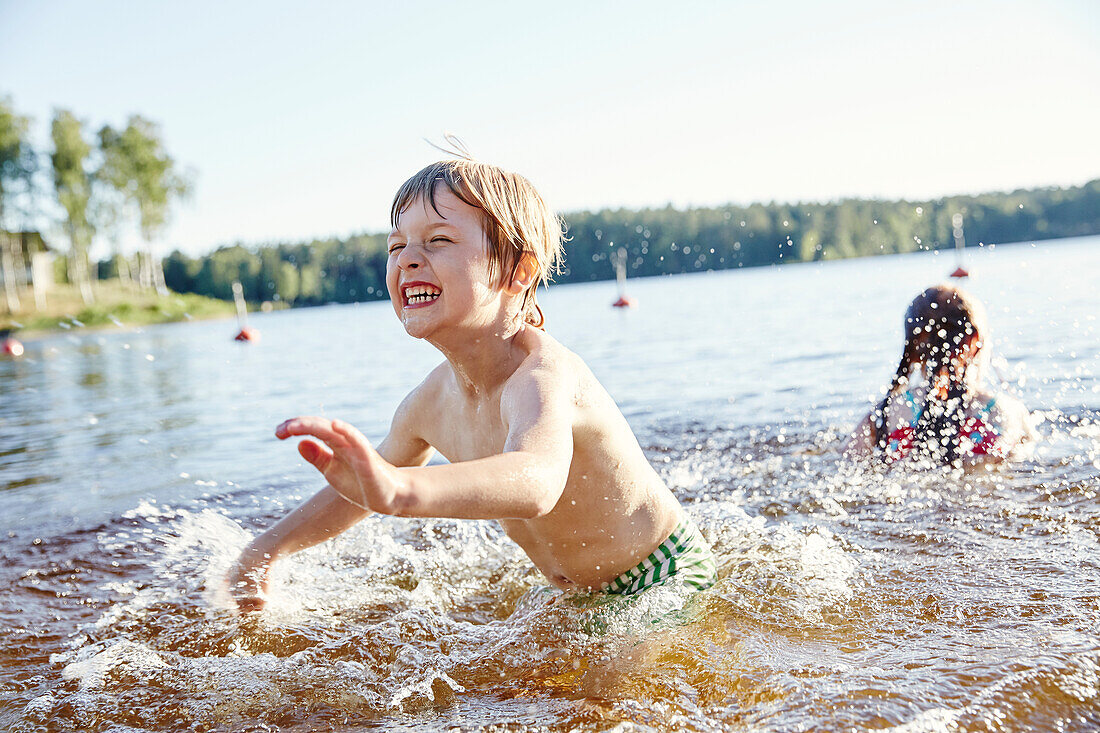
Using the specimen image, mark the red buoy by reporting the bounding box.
[949,214,969,279]
[1,337,24,357]
[610,248,637,308]
[230,282,259,342]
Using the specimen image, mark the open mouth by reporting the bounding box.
[402,282,442,307]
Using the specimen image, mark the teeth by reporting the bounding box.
[404,285,440,304]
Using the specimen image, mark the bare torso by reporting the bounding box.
[413,329,682,590]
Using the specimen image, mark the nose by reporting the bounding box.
[396,243,423,271]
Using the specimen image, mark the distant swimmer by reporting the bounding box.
[845,284,1036,467]
[226,156,715,612]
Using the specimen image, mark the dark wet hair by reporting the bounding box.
[872,285,989,463]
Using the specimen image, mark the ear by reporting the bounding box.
[505,253,539,295]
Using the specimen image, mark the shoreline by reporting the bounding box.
[2,283,241,344]
[8,310,246,344]
[6,232,1095,342]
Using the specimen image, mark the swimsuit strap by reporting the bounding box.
[903,389,923,427]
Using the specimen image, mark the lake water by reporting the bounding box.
[2,235,1098,732]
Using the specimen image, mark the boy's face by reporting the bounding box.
[386,187,500,340]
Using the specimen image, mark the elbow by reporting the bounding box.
[526,469,568,519]
[528,492,559,519]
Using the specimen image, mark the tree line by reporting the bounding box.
[5,90,1098,313]
[1,95,190,314]
[158,178,1099,307]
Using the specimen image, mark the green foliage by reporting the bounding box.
[49,110,95,250]
[154,179,1100,308]
[163,231,390,306]
[555,181,1099,283]
[0,96,36,223]
[98,116,191,243]
[17,286,234,333]
[53,255,69,283]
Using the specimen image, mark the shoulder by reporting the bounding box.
[984,390,1031,425]
[501,329,584,411]
[970,386,1015,414]
[394,361,452,422]
[974,389,1039,449]
[516,327,586,376]
[883,389,913,412]
[378,362,448,465]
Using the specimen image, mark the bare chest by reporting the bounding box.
[421,394,510,462]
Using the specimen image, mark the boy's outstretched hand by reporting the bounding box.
[276,417,406,514]
[225,542,273,613]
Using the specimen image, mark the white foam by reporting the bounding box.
[61,639,169,690]
[698,500,857,622]
[887,707,963,733]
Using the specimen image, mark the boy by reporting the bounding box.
[227,159,716,611]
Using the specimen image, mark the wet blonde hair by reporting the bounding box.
[390,158,566,328]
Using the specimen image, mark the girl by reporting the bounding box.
[846,284,1036,466]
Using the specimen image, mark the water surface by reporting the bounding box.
[2,236,1098,731]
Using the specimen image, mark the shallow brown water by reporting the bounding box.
[2,236,1099,731]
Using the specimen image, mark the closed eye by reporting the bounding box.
[388,243,406,254]
[430,236,452,244]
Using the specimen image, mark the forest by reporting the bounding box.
[4,95,1098,313]
[156,179,1099,306]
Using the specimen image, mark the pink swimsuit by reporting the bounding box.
[884,390,1003,462]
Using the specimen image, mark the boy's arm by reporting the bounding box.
[227,485,367,611]
[279,364,574,520]
[227,398,433,611]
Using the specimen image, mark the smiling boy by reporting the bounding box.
[227,159,716,610]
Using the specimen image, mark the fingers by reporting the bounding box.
[276,417,373,448]
[276,416,344,443]
[298,439,333,471]
[225,563,268,614]
[276,417,375,464]
[331,418,370,446]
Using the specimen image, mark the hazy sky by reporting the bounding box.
[2,0,1098,257]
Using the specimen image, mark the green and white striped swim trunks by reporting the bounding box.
[601,517,717,595]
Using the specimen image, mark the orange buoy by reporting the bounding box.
[234,327,259,343]
[1,337,24,357]
[949,266,969,279]
[612,295,636,308]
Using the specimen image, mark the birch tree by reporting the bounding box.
[98,117,191,294]
[1,97,36,314]
[50,109,96,304]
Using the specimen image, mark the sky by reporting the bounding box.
[2,0,1098,258]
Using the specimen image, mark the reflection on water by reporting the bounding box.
[1,236,1099,731]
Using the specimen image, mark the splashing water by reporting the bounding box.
[6,418,1098,731]
[2,236,1099,730]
